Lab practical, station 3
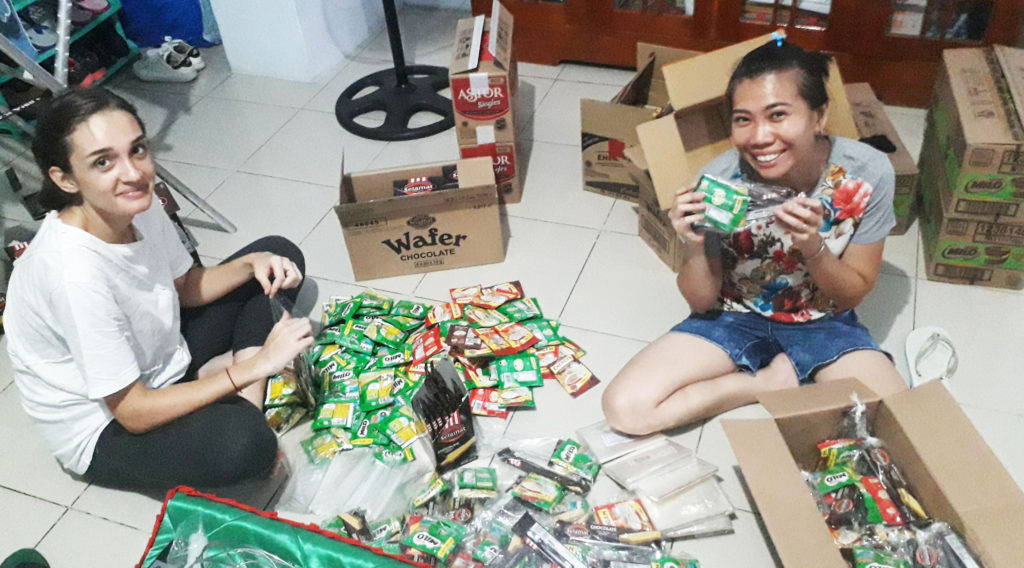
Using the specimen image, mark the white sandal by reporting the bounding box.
[904,326,958,388]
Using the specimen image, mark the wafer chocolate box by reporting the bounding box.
[580,43,698,202]
[334,157,504,281]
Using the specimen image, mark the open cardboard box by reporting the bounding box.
[580,43,699,202]
[723,378,1024,567]
[845,82,920,235]
[334,157,504,281]
[637,32,860,210]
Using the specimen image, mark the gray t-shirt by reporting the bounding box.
[698,136,896,322]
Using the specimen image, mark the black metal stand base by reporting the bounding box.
[334,65,454,141]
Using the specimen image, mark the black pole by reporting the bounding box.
[382,0,408,86]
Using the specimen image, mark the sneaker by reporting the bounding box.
[131,47,197,83]
[162,36,204,70]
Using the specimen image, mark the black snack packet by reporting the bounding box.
[412,358,478,473]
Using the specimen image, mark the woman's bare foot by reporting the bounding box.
[756,353,800,391]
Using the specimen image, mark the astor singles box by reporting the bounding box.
[579,43,699,202]
[724,379,1024,568]
[334,157,504,281]
[451,1,522,203]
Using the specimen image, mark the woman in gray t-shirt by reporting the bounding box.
[603,40,907,435]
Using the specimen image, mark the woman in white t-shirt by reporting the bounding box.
[5,88,314,490]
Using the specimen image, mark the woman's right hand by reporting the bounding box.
[667,182,707,245]
[253,312,313,379]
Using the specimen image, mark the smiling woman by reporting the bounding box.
[4,88,314,492]
[602,40,909,436]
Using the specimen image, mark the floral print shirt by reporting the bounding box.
[702,137,896,323]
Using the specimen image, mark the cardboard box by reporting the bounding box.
[928,46,1024,209]
[724,379,1024,567]
[637,32,860,209]
[580,44,699,202]
[334,157,504,281]
[844,82,920,235]
[450,2,521,202]
[458,139,521,203]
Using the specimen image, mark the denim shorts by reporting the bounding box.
[670,309,889,383]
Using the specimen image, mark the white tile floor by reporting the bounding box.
[1,5,1023,567]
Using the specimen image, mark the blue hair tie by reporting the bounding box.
[772,31,785,47]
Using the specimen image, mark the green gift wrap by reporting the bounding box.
[137,487,427,568]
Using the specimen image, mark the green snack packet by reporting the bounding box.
[652,556,701,568]
[264,372,301,408]
[550,439,601,482]
[384,315,425,332]
[511,473,566,511]
[315,325,344,346]
[374,442,415,464]
[264,405,306,434]
[390,299,432,319]
[497,298,543,322]
[300,431,343,464]
[695,174,750,233]
[380,403,427,448]
[455,468,498,499]
[401,518,465,562]
[364,318,408,349]
[358,369,395,411]
[464,305,510,328]
[339,320,375,354]
[357,290,394,315]
[497,386,535,409]
[815,465,859,494]
[369,517,403,545]
[493,353,544,388]
[852,547,910,568]
[522,319,562,348]
[312,402,357,430]
[411,474,449,508]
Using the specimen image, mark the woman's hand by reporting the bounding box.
[248,252,303,297]
[774,196,826,253]
[252,313,313,380]
[667,182,707,246]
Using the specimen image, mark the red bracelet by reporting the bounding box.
[225,367,241,391]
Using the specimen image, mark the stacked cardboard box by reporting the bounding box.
[844,83,920,235]
[449,3,521,203]
[626,32,858,271]
[579,43,699,202]
[917,45,1024,290]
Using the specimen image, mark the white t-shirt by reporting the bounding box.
[5,198,194,475]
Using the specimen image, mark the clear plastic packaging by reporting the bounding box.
[575,420,668,464]
[639,477,734,532]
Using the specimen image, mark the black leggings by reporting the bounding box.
[84,236,305,491]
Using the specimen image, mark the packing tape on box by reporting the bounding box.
[477,125,496,144]
[470,71,490,94]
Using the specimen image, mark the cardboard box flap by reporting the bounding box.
[486,0,514,71]
[993,44,1024,139]
[844,82,919,175]
[757,378,880,419]
[661,33,780,111]
[723,419,847,568]
[451,15,486,74]
[580,98,660,146]
[883,381,1024,565]
[943,48,1022,146]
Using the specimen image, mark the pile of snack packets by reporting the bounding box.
[805,396,983,568]
[263,281,601,461]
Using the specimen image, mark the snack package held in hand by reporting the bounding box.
[412,357,478,473]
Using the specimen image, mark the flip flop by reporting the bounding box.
[904,326,958,388]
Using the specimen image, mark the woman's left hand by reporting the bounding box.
[775,196,826,253]
[249,252,303,297]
